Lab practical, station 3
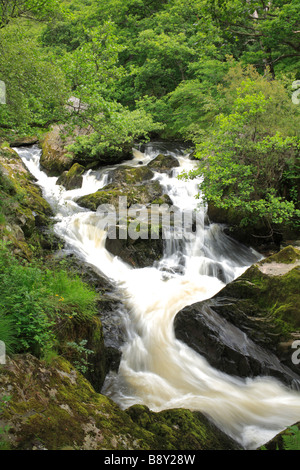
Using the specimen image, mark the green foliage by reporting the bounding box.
[0,0,62,28]
[0,315,17,355]
[0,23,68,132]
[0,243,99,358]
[66,339,94,374]
[182,64,300,229]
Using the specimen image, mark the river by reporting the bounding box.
[15,143,300,450]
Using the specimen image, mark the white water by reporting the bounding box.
[15,144,300,450]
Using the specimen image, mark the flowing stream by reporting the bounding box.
[15,143,300,450]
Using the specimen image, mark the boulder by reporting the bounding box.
[108,165,154,185]
[0,147,54,259]
[105,224,164,268]
[40,125,76,176]
[76,180,172,212]
[0,354,242,450]
[174,246,300,388]
[56,163,85,190]
[147,153,180,174]
[40,125,135,176]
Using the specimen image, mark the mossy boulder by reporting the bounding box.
[0,354,241,450]
[147,153,180,174]
[40,125,77,176]
[108,165,154,185]
[127,405,242,450]
[56,163,85,190]
[55,314,106,393]
[0,147,54,259]
[174,246,300,386]
[76,180,172,212]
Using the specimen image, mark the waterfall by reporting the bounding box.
[15,144,300,450]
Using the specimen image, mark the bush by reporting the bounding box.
[0,243,99,358]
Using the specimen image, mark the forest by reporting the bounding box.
[0,0,299,232]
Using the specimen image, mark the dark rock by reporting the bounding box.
[174,246,300,388]
[147,153,180,174]
[105,225,164,268]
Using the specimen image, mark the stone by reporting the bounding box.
[174,246,300,387]
[0,354,242,450]
[56,163,85,190]
[147,153,180,174]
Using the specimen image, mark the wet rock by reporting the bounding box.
[174,246,300,388]
[105,224,164,268]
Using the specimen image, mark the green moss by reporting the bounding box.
[259,423,300,450]
[0,355,241,450]
[111,165,154,185]
[260,245,300,265]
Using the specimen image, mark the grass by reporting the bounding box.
[0,242,99,358]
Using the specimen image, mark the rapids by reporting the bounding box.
[15,143,300,450]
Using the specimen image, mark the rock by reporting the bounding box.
[147,153,180,174]
[174,246,300,388]
[0,354,241,450]
[9,135,39,147]
[108,165,154,185]
[127,405,242,450]
[53,253,126,373]
[76,180,172,211]
[0,147,54,259]
[40,125,77,176]
[56,163,85,190]
[105,225,164,268]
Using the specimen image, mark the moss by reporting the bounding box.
[126,405,241,450]
[56,163,85,190]
[0,355,241,450]
[0,148,53,258]
[259,423,300,450]
[260,245,300,265]
[110,166,154,185]
[76,180,167,211]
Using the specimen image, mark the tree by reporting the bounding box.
[207,0,300,77]
[182,65,300,234]
[0,23,68,131]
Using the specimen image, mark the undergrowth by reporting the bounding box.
[0,242,99,359]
